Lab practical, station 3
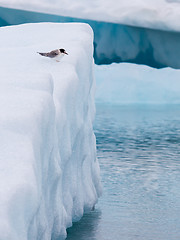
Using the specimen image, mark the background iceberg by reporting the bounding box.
[0,22,101,240]
[0,0,180,31]
[95,63,180,104]
[0,6,180,68]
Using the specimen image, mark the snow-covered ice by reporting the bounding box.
[0,22,101,240]
[0,0,180,31]
[95,63,180,104]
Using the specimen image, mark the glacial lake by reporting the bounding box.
[66,104,180,240]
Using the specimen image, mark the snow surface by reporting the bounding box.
[0,22,101,240]
[0,0,180,31]
[95,63,180,104]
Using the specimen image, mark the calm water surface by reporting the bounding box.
[66,104,180,240]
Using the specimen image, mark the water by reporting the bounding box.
[66,104,180,240]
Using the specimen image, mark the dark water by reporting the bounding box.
[66,104,180,240]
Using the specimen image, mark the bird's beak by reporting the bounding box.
[64,51,68,55]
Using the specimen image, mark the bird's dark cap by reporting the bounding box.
[59,48,68,55]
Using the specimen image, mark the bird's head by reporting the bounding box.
[59,49,68,55]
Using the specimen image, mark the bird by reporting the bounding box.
[37,48,68,62]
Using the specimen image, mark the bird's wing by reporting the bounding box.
[48,49,59,57]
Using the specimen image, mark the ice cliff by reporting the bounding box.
[0,22,101,240]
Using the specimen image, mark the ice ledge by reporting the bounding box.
[0,22,101,240]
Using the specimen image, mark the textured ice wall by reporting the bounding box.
[95,63,180,104]
[0,22,101,240]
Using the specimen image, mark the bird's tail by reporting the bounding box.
[37,52,48,57]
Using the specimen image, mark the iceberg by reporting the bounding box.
[0,0,180,32]
[0,6,180,69]
[0,22,101,240]
[95,63,180,104]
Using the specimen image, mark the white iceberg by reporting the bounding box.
[0,22,101,240]
[0,0,180,31]
[95,63,180,104]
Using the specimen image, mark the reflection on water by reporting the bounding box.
[66,104,180,240]
[66,210,101,240]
